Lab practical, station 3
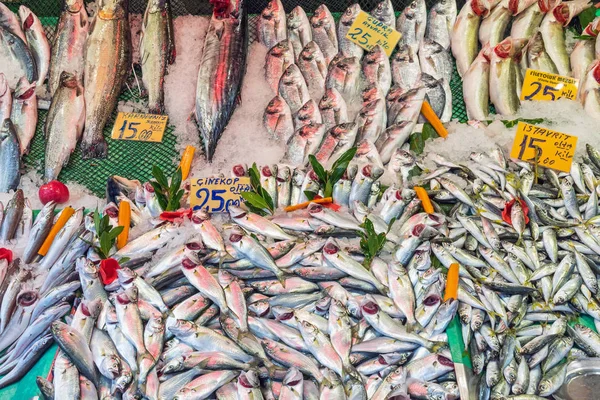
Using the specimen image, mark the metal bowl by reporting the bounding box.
[554,358,600,400]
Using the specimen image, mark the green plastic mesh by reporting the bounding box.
[8,1,471,198]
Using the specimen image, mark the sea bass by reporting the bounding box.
[44,72,85,181]
[81,0,130,158]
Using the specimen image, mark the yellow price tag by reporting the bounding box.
[510,122,577,173]
[111,112,168,142]
[345,11,401,57]
[520,69,579,101]
[191,177,251,213]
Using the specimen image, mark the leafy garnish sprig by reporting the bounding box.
[92,210,124,260]
[306,147,357,200]
[359,217,395,267]
[240,163,275,216]
[151,165,184,212]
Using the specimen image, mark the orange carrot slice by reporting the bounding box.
[444,263,460,301]
[284,197,333,212]
[117,201,131,250]
[414,186,434,214]
[179,145,195,181]
[38,207,75,256]
[421,101,448,138]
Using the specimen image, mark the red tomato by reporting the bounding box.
[39,180,70,204]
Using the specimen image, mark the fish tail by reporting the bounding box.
[81,136,108,159]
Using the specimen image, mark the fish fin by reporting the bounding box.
[429,341,447,353]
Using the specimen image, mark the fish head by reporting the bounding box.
[17,289,38,307]
[291,168,306,186]
[330,123,354,140]
[50,320,67,336]
[362,85,384,103]
[272,305,294,321]
[276,165,290,181]
[507,0,522,15]
[364,45,386,65]
[260,338,279,353]
[538,0,560,13]
[319,88,339,109]
[552,2,572,26]
[14,77,35,101]
[239,370,260,389]
[298,123,322,141]
[471,0,490,16]
[76,257,98,277]
[360,295,380,315]
[81,299,103,318]
[228,205,247,220]
[342,55,360,72]
[106,175,142,203]
[283,367,303,386]
[65,0,84,13]
[583,18,600,37]
[116,266,136,285]
[103,356,121,379]
[423,292,442,307]
[394,44,415,63]
[281,64,302,84]
[493,37,518,59]
[341,4,361,26]
[297,100,318,120]
[591,60,600,84]
[231,164,247,177]
[269,40,291,58]
[218,268,234,285]
[266,95,287,115]
[372,0,392,19]
[163,357,184,374]
[103,202,119,220]
[262,0,282,19]
[300,41,319,61]
[170,319,196,335]
[287,6,304,28]
[311,5,329,24]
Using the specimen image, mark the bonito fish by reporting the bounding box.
[195,0,247,162]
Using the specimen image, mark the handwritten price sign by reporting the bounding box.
[510,122,577,173]
[111,112,168,143]
[191,177,251,213]
[520,69,578,102]
[345,11,401,56]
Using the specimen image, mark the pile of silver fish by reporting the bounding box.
[3,142,600,399]
[453,0,600,120]
[262,0,454,171]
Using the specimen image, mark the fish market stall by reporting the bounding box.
[2,0,600,399]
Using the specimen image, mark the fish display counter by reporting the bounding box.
[1,0,600,399]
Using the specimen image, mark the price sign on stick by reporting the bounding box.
[345,11,401,56]
[520,69,579,101]
[509,122,577,173]
[111,112,168,142]
[191,177,252,213]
